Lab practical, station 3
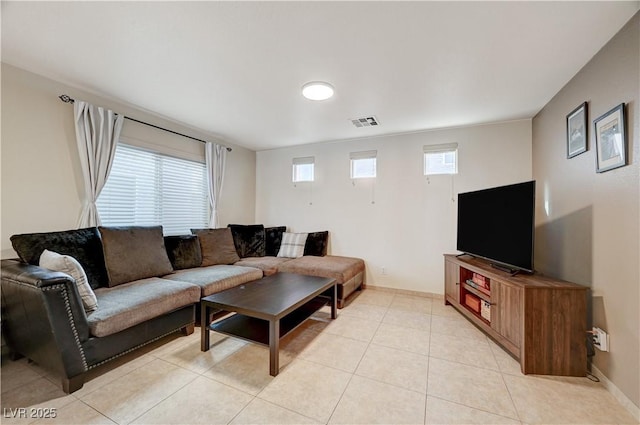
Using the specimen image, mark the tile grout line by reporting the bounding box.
[424,299,435,425]
[76,399,118,425]
[322,293,394,424]
[486,334,524,424]
[115,357,199,425]
[426,310,525,423]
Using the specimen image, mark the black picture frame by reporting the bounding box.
[566,102,587,158]
[594,103,627,173]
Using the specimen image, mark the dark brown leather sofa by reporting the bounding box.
[0,226,260,393]
[1,260,196,393]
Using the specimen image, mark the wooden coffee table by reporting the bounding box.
[200,272,337,376]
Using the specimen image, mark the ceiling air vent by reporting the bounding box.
[350,116,379,128]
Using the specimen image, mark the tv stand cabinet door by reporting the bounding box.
[491,279,523,353]
[444,258,460,304]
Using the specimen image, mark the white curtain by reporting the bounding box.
[205,142,227,228]
[74,100,124,227]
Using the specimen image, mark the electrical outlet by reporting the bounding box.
[381,267,387,276]
[592,327,609,352]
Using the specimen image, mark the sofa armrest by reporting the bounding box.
[1,259,90,378]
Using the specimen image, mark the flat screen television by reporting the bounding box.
[456,180,535,273]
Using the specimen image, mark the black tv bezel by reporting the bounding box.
[456,180,535,274]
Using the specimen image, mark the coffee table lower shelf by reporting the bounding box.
[209,296,328,345]
[209,297,331,346]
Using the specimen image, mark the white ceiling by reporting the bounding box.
[2,1,638,151]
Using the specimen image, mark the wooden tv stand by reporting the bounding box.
[444,254,587,376]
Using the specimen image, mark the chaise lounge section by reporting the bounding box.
[230,225,365,308]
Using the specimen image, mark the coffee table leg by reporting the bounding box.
[331,283,337,319]
[201,303,210,352]
[269,319,280,376]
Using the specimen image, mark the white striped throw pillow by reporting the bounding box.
[277,232,308,258]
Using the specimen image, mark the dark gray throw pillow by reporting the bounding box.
[99,226,174,287]
[191,228,240,266]
[227,224,266,258]
[265,226,287,257]
[10,227,109,289]
[164,235,202,270]
[304,231,329,256]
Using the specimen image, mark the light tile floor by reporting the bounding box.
[1,289,637,425]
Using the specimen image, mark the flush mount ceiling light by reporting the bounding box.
[302,81,334,101]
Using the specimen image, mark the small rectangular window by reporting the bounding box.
[292,156,315,182]
[424,143,458,175]
[350,150,377,179]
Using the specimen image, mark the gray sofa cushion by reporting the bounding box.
[10,227,108,289]
[277,255,364,284]
[162,265,262,297]
[99,226,174,287]
[164,235,202,270]
[191,228,240,266]
[234,256,292,276]
[88,277,200,337]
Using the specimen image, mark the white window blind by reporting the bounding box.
[292,156,315,182]
[96,144,209,235]
[350,150,377,179]
[424,143,458,175]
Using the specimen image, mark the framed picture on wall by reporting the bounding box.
[566,102,587,158]
[594,103,627,173]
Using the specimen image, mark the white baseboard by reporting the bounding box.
[366,284,443,299]
[591,364,640,422]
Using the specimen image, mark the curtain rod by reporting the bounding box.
[58,95,232,152]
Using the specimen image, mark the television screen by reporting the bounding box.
[456,180,535,273]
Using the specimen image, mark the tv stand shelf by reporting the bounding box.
[444,254,587,376]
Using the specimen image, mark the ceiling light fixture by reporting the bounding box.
[302,81,334,101]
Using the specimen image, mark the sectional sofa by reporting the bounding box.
[0,224,364,393]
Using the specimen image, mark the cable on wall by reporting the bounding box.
[451,174,456,203]
[371,180,376,205]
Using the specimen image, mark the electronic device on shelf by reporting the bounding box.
[456,180,535,274]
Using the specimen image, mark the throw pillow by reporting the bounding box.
[191,228,240,266]
[277,232,309,258]
[164,235,203,270]
[10,227,109,289]
[265,226,286,257]
[304,231,329,256]
[227,224,266,257]
[98,226,174,287]
[39,249,98,313]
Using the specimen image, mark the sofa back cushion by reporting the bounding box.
[164,235,202,270]
[191,228,240,266]
[227,224,266,258]
[265,226,287,257]
[304,231,329,256]
[10,227,109,289]
[99,226,174,287]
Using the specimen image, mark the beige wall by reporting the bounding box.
[532,12,639,412]
[256,120,532,295]
[0,63,256,258]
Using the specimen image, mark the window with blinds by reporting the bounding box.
[292,156,315,182]
[96,144,209,235]
[350,150,377,179]
[424,143,458,175]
